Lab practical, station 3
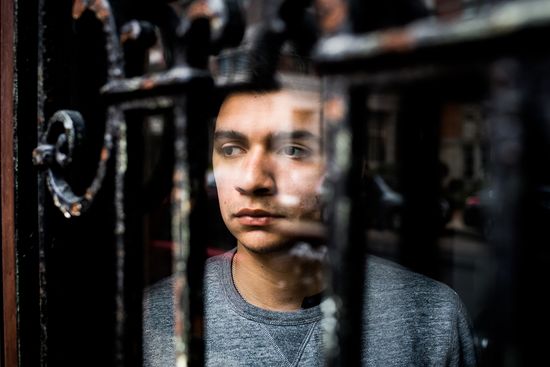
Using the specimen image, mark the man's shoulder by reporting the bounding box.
[366,255,461,306]
[143,251,232,331]
[144,276,173,308]
[205,250,233,269]
[363,256,476,366]
[204,250,233,283]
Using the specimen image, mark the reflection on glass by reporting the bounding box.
[206,80,328,365]
[364,96,493,365]
[143,75,478,366]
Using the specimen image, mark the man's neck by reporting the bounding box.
[232,244,326,311]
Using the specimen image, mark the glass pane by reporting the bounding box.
[142,48,327,367]
[363,92,495,366]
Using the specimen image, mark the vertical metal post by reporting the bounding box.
[37,0,49,364]
[113,107,129,367]
[321,77,366,367]
[169,4,218,365]
[396,82,442,279]
[172,99,193,367]
[172,79,210,366]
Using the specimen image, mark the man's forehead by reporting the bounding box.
[215,89,321,131]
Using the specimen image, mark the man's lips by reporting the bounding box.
[234,209,284,226]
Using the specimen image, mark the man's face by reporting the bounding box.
[212,89,324,254]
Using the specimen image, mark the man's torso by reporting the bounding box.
[143,250,476,366]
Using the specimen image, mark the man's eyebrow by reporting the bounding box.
[271,130,319,141]
[213,130,246,141]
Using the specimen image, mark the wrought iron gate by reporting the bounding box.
[3,0,550,366]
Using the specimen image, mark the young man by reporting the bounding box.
[143,83,477,366]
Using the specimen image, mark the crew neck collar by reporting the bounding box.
[218,249,323,325]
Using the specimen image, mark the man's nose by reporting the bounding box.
[235,149,276,196]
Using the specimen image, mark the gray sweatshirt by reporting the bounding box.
[143,251,477,366]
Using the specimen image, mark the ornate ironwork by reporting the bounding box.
[33,109,113,218]
[34,1,131,365]
[33,0,125,219]
[24,0,550,365]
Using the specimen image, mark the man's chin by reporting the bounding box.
[237,235,295,255]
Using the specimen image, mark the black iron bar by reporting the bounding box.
[315,1,550,70]
[321,77,367,367]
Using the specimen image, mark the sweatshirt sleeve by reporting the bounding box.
[449,294,478,367]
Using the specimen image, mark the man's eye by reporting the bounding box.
[278,145,309,159]
[221,146,244,156]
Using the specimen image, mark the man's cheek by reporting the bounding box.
[220,198,232,215]
[288,167,324,186]
[213,165,234,189]
[216,194,233,224]
[302,195,323,220]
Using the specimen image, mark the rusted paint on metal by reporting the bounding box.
[69,202,82,217]
[34,109,116,218]
[323,96,346,124]
[141,78,156,90]
[72,0,111,21]
[72,0,88,19]
[316,0,348,34]
[101,146,109,161]
[315,1,550,67]
[39,0,125,219]
[186,0,214,21]
[72,0,124,79]
[89,0,111,21]
[101,66,209,101]
[379,29,414,52]
[32,145,54,166]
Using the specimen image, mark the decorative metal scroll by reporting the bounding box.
[32,0,252,364]
[34,1,130,366]
[33,109,115,218]
[33,0,125,218]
